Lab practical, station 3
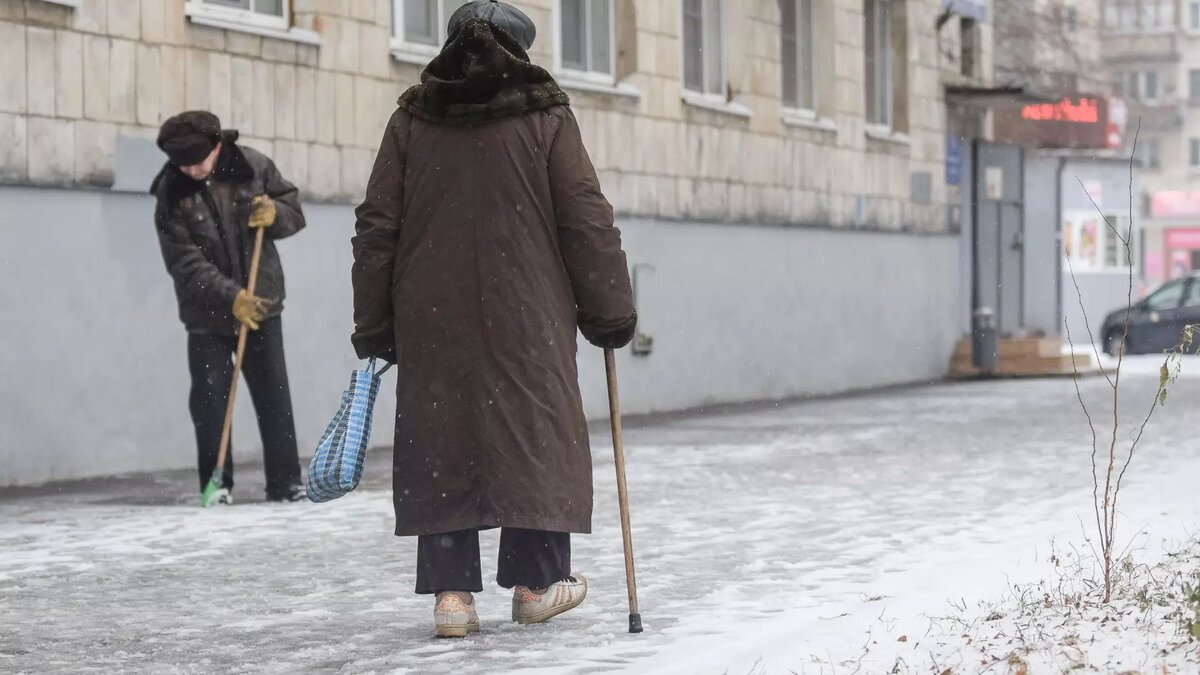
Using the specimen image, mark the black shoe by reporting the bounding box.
[266,483,306,502]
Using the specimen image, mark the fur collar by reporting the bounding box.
[397,19,569,126]
[149,130,255,200]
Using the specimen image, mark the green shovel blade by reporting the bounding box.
[201,467,229,507]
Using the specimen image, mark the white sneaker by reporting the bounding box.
[434,593,479,638]
[512,574,588,624]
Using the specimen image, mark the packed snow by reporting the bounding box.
[3,363,1199,673]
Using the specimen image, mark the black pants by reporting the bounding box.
[415,528,571,594]
[187,316,301,496]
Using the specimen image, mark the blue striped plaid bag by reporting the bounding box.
[306,358,392,503]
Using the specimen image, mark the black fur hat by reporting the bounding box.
[157,111,222,166]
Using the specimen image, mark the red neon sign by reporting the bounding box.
[1020,97,1100,124]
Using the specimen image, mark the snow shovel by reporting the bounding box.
[201,225,267,507]
[604,349,643,634]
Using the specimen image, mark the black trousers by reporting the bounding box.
[415,528,571,594]
[187,316,301,495]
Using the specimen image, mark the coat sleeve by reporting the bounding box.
[155,199,242,310]
[350,109,407,361]
[260,157,306,240]
[547,107,637,349]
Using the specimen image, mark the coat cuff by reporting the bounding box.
[351,325,396,361]
[579,311,637,350]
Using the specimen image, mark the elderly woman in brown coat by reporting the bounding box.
[350,1,636,638]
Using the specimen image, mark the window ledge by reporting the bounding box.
[33,0,79,7]
[865,125,911,146]
[185,10,321,46]
[391,43,438,66]
[782,109,836,133]
[557,75,641,99]
[681,92,752,119]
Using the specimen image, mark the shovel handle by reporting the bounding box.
[213,226,267,477]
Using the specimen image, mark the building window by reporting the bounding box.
[186,0,288,32]
[558,0,614,79]
[1107,0,1175,30]
[1103,216,1134,268]
[1066,7,1078,31]
[682,0,724,96]
[1191,1,1200,29]
[1137,138,1161,169]
[1127,71,1140,99]
[781,0,815,111]
[960,17,979,78]
[864,0,894,127]
[1191,139,1200,167]
[393,0,470,58]
[1191,69,1200,103]
[1144,70,1158,100]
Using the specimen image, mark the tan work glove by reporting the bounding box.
[248,195,276,229]
[232,290,270,330]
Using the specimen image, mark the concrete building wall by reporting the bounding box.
[0,0,984,485]
[0,0,980,231]
[1101,3,1197,197]
[0,186,960,485]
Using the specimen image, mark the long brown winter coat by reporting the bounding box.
[350,20,636,537]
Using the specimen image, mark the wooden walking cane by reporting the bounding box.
[201,225,267,507]
[605,348,643,634]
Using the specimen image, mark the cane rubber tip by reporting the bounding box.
[628,613,643,633]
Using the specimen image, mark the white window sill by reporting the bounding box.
[782,109,836,132]
[33,0,79,7]
[185,10,321,46]
[557,74,641,99]
[681,92,752,119]
[865,125,911,146]
[391,42,439,66]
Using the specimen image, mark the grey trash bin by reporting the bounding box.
[972,306,998,372]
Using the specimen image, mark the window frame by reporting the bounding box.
[184,0,321,44]
[1144,69,1159,101]
[187,0,289,33]
[780,0,817,115]
[1190,139,1200,168]
[553,0,618,86]
[1127,71,1141,100]
[1105,0,1176,32]
[1145,138,1161,169]
[864,0,895,130]
[391,0,470,64]
[680,0,727,100]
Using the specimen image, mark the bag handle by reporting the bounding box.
[367,356,394,378]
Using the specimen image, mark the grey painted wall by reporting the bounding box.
[0,187,962,486]
[1024,154,1141,342]
[1022,155,1062,338]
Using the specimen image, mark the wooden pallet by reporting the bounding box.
[950,338,1097,378]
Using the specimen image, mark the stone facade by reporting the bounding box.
[1099,0,1198,198]
[0,0,988,232]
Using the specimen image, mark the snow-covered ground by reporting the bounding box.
[3,360,1199,674]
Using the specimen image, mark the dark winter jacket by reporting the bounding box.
[151,132,305,335]
[351,20,636,536]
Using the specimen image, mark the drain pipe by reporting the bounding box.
[1055,155,1067,338]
